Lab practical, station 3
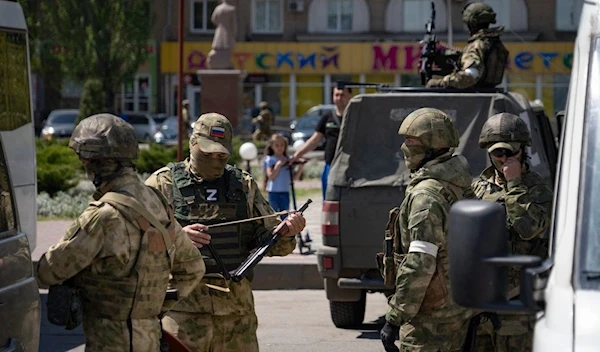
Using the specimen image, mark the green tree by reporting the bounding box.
[77,79,106,124]
[18,0,64,119]
[43,0,153,111]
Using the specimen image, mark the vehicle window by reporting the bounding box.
[163,117,178,130]
[296,117,319,129]
[578,36,600,287]
[0,30,31,131]
[0,139,16,236]
[49,113,77,124]
[303,108,321,118]
[129,115,146,125]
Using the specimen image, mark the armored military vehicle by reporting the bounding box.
[316,86,559,328]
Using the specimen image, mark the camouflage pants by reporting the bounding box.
[474,313,534,352]
[399,315,470,352]
[82,317,161,352]
[162,311,259,352]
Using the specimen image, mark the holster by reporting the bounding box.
[376,237,405,287]
[46,283,83,330]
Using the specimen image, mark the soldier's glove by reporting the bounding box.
[380,320,400,352]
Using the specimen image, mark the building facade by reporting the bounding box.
[133,0,583,122]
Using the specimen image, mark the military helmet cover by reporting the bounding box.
[398,108,460,148]
[479,112,532,149]
[69,113,138,160]
[462,2,497,26]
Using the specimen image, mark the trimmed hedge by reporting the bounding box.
[36,137,247,194]
[134,136,244,174]
[36,139,83,196]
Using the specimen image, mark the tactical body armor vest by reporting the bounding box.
[473,169,549,296]
[75,189,175,320]
[379,177,466,314]
[479,38,508,88]
[168,162,253,275]
[405,178,465,313]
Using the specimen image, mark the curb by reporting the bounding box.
[33,260,324,291]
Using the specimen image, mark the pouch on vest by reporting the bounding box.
[47,283,83,330]
[376,207,404,287]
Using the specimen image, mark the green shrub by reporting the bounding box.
[135,136,244,174]
[77,78,107,124]
[36,138,82,196]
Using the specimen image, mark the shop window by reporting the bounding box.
[296,75,324,118]
[122,74,151,113]
[263,75,287,118]
[252,0,283,33]
[386,0,447,33]
[506,73,536,102]
[556,0,583,31]
[364,74,396,93]
[308,0,369,33]
[401,74,421,87]
[191,0,218,33]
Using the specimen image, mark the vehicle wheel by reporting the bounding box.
[329,290,366,328]
[143,134,152,142]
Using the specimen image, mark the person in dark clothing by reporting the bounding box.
[289,85,352,200]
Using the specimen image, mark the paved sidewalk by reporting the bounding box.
[33,194,323,262]
[34,189,325,290]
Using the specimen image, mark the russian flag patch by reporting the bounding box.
[210,126,226,138]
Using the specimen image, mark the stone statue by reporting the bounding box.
[207,0,237,69]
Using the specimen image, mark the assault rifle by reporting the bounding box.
[230,199,312,281]
[418,1,461,85]
[201,199,313,287]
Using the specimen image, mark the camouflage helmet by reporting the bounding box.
[69,113,138,160]
[478,113,532,150]
[462,2,497,26]
[398,108,459,149]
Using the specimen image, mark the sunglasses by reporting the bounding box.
[490,148,519,158]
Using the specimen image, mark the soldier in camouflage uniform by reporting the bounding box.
[472,113,552,352]
[380,108,474,352]
[426,2,508,89]
[37,114,206,352]
[252,101,273,142]
[146,112,306,352]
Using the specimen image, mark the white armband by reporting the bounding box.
[464,67,481,79]
[408,240,439,258]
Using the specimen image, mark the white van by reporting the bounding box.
[447,1,600,351]
[0,1,41,351]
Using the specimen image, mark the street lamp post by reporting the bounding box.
[239,142,258,174]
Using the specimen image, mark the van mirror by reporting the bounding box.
[555,110,565,135]
[448,200,543,313]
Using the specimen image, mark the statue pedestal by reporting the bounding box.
[196,70,245,128]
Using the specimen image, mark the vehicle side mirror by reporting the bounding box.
[448,200,543,313]
[555,110,565,136]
